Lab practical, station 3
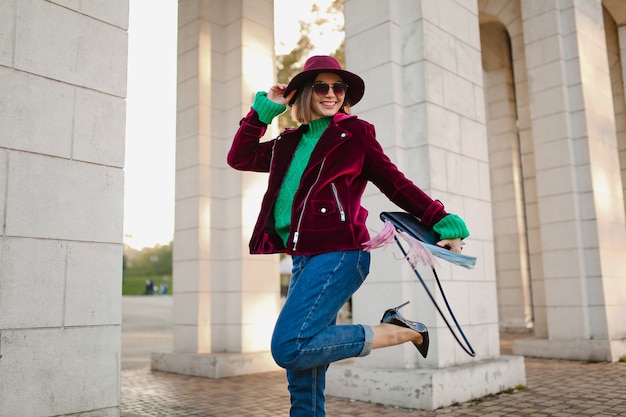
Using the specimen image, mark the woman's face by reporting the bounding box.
[310,72,346,120]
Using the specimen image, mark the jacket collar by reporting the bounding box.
[333,112,358,123]
[282,113,357,137]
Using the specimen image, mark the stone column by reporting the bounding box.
[0,1,127,416]
[326,0,525,410]
[152,0,281,377]
[514,0,626,362]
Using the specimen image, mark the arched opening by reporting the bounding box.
[480,15,533,332]
[602,5,626,218]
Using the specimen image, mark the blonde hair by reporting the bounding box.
[290,79,352,124]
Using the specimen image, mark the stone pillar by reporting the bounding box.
[326,0,525,410]
[514,0,626,362]
[0,1,127,416]
[151,0,281,377]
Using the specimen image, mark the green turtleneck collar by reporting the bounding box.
[305,117,332,137]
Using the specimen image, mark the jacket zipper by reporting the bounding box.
[330,182,346,222]
[269,140,278,170]
[293,158,327,251]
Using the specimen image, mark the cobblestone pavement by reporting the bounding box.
[121,335,626,417]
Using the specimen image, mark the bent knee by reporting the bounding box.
[271,339,301,369]
[271,352,291,369]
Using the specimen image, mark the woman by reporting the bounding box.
[227,55,469,416]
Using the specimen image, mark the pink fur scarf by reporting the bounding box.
[362,220,437,268]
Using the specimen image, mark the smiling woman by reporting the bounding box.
[226,52,469,415]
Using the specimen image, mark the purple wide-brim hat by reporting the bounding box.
[283,55,365,106]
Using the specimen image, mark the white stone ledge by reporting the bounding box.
[326,355,526,411]
[151,351,281,378]
[513,338,626,362]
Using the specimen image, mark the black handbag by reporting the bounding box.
[369,212,477,357]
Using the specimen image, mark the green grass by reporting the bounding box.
[122,274,172,296]
[465,384,528,406]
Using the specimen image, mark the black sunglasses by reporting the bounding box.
[312,81,348,96]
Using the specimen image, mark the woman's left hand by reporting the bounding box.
[437,238,463,253]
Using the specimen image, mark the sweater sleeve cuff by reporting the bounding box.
[251,92,287,124]
[433,214,470,240]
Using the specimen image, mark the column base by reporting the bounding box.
[150,351,281,378]
[326,355,525,411]
[513,338,626,362]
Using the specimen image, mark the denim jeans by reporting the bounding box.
[271,250,374,417]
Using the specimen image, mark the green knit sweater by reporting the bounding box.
[273,117,331,245]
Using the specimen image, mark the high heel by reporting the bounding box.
[380,301,429,358]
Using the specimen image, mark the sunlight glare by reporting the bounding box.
[124,1,177,250]
[274,0,344,57]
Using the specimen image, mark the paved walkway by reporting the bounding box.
[121,298,626,416]
[120,342,626,417]
[122,296,173,370]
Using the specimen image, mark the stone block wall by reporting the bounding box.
[0,1,128,415]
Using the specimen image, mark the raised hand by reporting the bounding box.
[267,84,296,105]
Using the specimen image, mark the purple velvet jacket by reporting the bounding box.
[227,109,448,256]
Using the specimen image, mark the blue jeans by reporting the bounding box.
[271,250,374,417]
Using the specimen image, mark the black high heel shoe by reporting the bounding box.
[380,301,430,358]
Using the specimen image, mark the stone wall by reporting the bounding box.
[0,1,128,415]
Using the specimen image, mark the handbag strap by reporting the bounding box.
[379,211,477,357]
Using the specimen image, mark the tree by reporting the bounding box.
[327,0,345,64]
[275,0,345,130]
[276,27,314,130]
[123,241,173,278]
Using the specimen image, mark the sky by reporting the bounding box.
[123,0,343,250]
[123,0,177,250]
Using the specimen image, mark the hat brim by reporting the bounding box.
[284,69,365,106]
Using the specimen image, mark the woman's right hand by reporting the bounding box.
[267,84,296,105]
